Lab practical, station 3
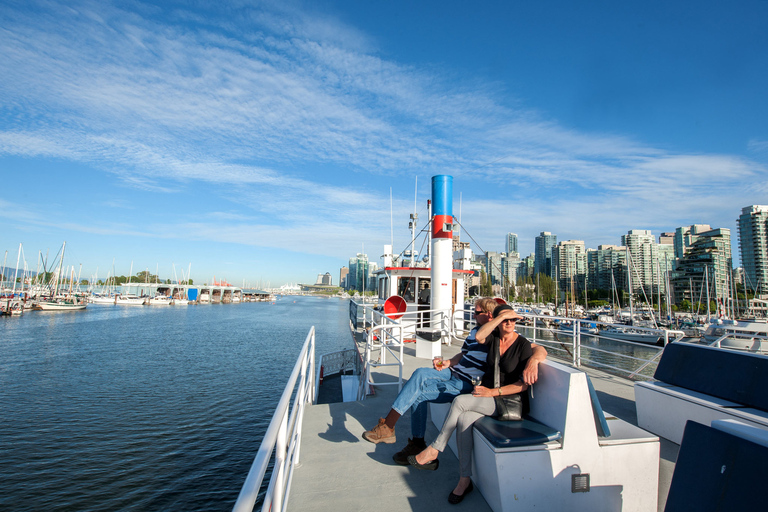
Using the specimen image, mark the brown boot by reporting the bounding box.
[392,437,427,465]
[362,418,396,444]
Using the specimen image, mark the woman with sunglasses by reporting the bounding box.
[408,304,547,504]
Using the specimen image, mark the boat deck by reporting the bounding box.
[287,328,678,512]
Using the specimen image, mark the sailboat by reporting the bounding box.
[36,242,87,311]
[601,248,664,345]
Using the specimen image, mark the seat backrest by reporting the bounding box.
[586,375,611,437]
[654,342,768,412]
[665,420,768,511]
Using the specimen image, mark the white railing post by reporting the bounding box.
[574,321,581,367]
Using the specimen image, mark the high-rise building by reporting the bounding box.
[485,251,504,286]
[659,232,675,246]
[535,232,557,277]
[519,253,536,280]
[621,230,672,297]
[506,233,518,255]
[591,245,628,294]
[552,240,586,293]
[339,267,349,289]
[348,253,371,292]
[670,228,732,305]
[674,225,712,259]
[502,252,521,287]
[738,205,768,296]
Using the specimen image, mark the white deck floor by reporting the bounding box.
[287,328,677,512]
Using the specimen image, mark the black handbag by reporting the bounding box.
[492,335,523,421]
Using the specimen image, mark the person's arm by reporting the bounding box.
[472,380,528,397]
[432,350,465,370]
[522,343,547,385]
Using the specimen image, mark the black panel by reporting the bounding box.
[665,421,768,512]
[653,343,768,411]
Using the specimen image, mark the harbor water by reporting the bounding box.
[0,297,351,512]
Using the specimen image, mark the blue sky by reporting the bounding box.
[1,0,766,286]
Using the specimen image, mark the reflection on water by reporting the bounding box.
[0,297,351,512]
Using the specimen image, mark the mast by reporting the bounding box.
[11,243,21,297]
[626,247,634,325]
[705,266,711,322]
[54,242,66,298]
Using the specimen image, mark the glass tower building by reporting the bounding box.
[738,205,768,296]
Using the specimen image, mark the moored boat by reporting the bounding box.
[702,318,768,353]
[36,297,87,311]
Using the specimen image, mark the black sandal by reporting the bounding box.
[406,455,439,471]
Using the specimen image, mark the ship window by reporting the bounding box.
[398,277,416,302]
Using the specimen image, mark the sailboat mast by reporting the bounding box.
[54,242,66,298]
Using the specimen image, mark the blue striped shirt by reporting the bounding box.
[451,327,489,383]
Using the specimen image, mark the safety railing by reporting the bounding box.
[232,327,316,512]
[351,300,461,399]
[315,348,361,402]
[516,314,686,381]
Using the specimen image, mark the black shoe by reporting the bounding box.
[448,480,473,504]
[393,438,427,465]
[407,454,439,471]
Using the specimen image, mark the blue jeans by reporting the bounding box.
[391,367,473,438]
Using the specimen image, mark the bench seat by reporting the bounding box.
[430,360,659,512]
[635,342,768,445]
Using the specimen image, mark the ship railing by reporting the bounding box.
[351,300,459,399]
[512,312,687,381]
[232,326,316,512]
[315,348,361,402]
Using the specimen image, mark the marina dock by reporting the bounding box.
[287,326,678,512]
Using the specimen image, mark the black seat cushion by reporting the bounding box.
[474,416,561,449]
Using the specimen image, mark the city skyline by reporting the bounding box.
[1,1,766,285]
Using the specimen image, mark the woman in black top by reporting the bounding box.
[408,304,547,504]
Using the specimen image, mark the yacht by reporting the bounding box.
[702,318,768,353]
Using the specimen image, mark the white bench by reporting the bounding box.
[634,343,768,445]
[430,360,659,512]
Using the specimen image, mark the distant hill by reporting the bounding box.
[0,267,38,281]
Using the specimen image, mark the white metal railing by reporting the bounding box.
[232,327,316,512]
[351,300,457,399]
[517,314,686,381]
[316,348,361,402]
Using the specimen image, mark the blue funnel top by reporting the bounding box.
[431,175,453,217]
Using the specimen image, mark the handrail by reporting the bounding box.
[232,327,316,512]
[363,323,405,394]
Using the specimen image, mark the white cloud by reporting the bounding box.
[0,0,764,272]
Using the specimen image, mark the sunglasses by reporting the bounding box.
[473,310,483,316]
[501,318,517,323]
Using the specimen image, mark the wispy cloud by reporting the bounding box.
[0,0,764,274]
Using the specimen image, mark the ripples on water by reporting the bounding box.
[0,297,351,511]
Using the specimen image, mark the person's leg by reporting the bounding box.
[412,393,491,465]
[363,367,450,444]
[409,374,472,439]
[389,367,448,416]
[455,397,495,477]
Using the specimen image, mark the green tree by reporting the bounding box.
[480,270,493,296]
[536,274,555,302]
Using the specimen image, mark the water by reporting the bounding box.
[0,297,351,512]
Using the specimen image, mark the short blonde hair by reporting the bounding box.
[475,298,498,315]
